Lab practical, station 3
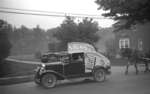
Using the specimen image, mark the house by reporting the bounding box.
[114,23,150,57]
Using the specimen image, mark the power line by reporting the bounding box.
[0,10,65,17]
[0,7,109,19]
[0,7,64,15]
[0,6,104,17]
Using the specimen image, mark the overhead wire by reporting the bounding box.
[0,7,109,19]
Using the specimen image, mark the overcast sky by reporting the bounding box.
[0,0,114,29]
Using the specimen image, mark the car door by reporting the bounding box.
[64,53,85,77]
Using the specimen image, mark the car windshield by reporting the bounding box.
[41,54,59,63]
[47,53,69,62]
[48,54,60,62]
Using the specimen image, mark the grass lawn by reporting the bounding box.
[8,54,41,62]
[0,60,38,78]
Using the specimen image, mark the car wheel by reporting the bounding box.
[93,69,106,82]
[34,76,41,85]
[34,79,41,85]
[41,73,57,88]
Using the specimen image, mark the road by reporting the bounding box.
[0,66,150,94]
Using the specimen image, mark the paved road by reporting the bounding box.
[1,66,150,94]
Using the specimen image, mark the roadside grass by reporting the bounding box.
[0,60,38,78]
[8,54,41,62]
[0,59,39,85]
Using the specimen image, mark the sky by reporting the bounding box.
[0,0,115,29]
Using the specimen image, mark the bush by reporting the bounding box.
[0,20,11,62]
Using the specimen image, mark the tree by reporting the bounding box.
[54,16,78,43]
[95,0,150,30]
[78,18,100,44]
[9,25,48,55]
[0,20,11,62]
[54,16,100,51]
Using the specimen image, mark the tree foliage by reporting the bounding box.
[10,25,48,55]
[0,17,100,55]
[95,0,150,30]
[54,16,100,51]
[0,20,12,61]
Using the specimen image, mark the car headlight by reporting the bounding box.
[39,64,46,75]
[41,63,45,67]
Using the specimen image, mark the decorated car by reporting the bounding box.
[34,42,111,88]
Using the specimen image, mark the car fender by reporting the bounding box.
[92,65,111,75]
[92,65,106,72]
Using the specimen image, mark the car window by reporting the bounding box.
[48,55,58,62]
[71,53,84,63]
[41,54,59,63]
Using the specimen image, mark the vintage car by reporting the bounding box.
[34,42,111,88]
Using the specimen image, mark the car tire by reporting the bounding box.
[34,79,41,85]
[41,73,57,88]
[34,75,41,85]
[93,68,106,82]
